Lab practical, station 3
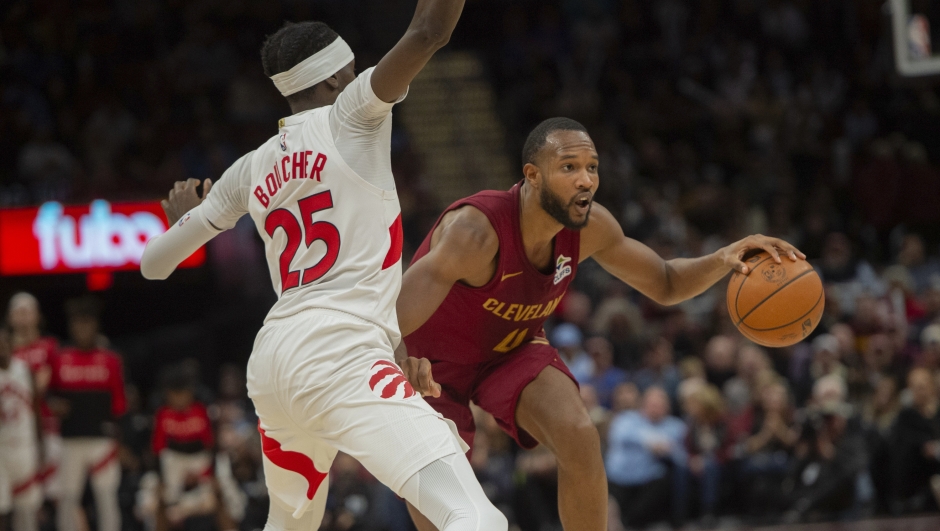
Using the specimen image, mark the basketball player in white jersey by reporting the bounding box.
[140,4,507,531]
[0,327,42,531]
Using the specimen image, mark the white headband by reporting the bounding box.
[270,37,355,97]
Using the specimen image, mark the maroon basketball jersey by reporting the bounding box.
[406,183,580,364]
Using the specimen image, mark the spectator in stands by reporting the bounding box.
[606,386,687,529]
[704,336,738,391]
[917,324,940,375]
[723,343,772,414]
[552,323,594,383]
[585,336,627,409]
[862,376,901,514]
[817,232,886,316]
[784,374,868,522]
[152,371,215,522]
[47,297,125,531]
[896,234,940,295]
[633,336,681,408]
[609,382,639,415]
[736,379,798,521]
[891,367,940,513]
[794,334,846,406]
[851,334,901,407]
[681,384,728,525]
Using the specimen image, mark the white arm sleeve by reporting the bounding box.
[328,67,407,191]
[140,204,220,280]
[140,152,253,280]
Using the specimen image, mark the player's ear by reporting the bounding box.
[522,162,540,186]
[322,74,341,91]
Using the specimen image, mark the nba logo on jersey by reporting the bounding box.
[279,131,288,152]
[554,255,573,285]
[366,360,416,400]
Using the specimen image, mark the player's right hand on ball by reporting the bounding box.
[400,357,441,398]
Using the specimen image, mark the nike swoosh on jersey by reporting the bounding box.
[501,271,523,281]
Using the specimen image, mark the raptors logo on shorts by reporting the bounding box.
[367,360,416,400]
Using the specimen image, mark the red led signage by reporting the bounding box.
[0,200,204,277]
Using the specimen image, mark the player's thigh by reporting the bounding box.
[5,441,41,510]
[87,440,120,493]
[255,407,337,519]
[0,453,12,513]
[473,342,581,449]
[318,357,466,495]
[59,440,91,498]
[514,362,593,456]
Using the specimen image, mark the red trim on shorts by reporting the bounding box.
[257,422,327,500]
[90,445,119,475]
[12,475,38,496]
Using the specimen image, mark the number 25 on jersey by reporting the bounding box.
[264,191,340,293]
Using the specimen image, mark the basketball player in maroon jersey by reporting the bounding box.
[396,117,805,530]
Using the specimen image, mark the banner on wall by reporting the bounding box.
[0,200,204,278]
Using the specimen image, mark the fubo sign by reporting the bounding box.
[0,200,205,276]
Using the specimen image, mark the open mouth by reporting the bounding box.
[573,193,593,212]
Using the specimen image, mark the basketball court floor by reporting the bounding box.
[745,514,940,531]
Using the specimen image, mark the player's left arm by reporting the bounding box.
[581,204,805,306]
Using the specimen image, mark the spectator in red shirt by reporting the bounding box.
[152,372,214,507]
[47,297,125,531]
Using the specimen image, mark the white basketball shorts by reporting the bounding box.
[246,308,467,519]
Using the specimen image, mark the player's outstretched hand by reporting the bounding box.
[161,178,213,225]
[721,234,806,275]
[399,356,441,398]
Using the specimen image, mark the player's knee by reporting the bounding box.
[553,414,601,465]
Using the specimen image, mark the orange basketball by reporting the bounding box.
[726,251,825,348]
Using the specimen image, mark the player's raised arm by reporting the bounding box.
[581,204,805,306]
[371,0,466,103]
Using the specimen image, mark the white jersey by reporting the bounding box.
[0,358,35,446]
[200,67,404,340]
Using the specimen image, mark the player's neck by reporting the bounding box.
[288,100,327,115]
[287,89,339,115]
[519,183,564,254]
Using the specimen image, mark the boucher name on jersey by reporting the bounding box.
[201,67,406,339]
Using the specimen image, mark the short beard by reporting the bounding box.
[539,185,590,230]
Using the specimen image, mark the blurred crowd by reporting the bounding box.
[4,0,940,530]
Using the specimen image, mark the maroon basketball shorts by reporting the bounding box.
[422,340,578,452]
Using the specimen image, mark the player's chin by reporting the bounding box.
[566,207,591,230]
